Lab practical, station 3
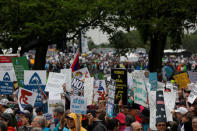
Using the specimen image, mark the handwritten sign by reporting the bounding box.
[173,72,190,88]
[70,96,87,114]
[61,69,72,92]
[94,80,106,102]
[18,88,38,111]
[111,69,127,105]
[107,79,116,118]
[71,78,84,95]
[84,77,94,105]
[188,84,197,104]
[0,71,14,94]
[149,72,158,91]
[133,78,148,108]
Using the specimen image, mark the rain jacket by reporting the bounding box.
[67,113,87,131]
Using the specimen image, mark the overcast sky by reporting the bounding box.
[86,28,109,45]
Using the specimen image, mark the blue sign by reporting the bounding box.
[0,72,13,94]
[149,72,158,91]
[24,72,45,107]
[162,66,173,81]
[107,103,114,118]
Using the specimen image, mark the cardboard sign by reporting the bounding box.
[11,56,29,87]
[73,67,90,81]
[94,80,106,102]
[84,77,94,105]
[106,79,116,118]
[18,88,38,111]
[71,78,84,95]
[61,69,72,92]
[149,72,158,91]
[188,71,197,83]
[24,71,46,107]
[173,72,190,88]
[70,96,87,114]
[45,72,65,97]
[111,69,127,105]
[0,71,14,94]
[133,78,148,108]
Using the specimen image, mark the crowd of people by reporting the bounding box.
[0,51,196,131]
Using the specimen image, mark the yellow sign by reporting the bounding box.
[173,72,190,88]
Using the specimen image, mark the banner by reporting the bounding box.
[84,77,94,105]
[188,71,197,83]
[11,56,29,87]
[149,90,176,130]
[61,69,72,92]
[94,80,106,102]
[0,71,14,94]
[106,79,116,118]
[18,88,38,111]
[149,72,158,91]
[133,78,148,108]
[71,78,84,95]
[111,69,127,105]
[173,72,190,88]
[73,67,90,82]
[24,71,46,107]
[70,96,87,114]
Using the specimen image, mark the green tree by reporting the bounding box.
[183,31,197,53]
[109,0,197,72]
[0,0,113,69]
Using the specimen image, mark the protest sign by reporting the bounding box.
[73,67,90,81]
[70,96,87,114]
[0,55,18,81]
[0,71,14,94]
[11,56,29,87]
[149,72,158,91]
[43,113,53,121]
[188,84,197,104]
[61,69,72,92]
[132,70,145,80]
[173,72,190,88]
[149,90,176,130]
[18,88,38,111]
[133,78,148,108]
[84,77,94,105]
[107,79,116,118]
[94,80,106,102]
[162,66,173,81]
[24,71,46,107]
[111,69,127,105]
[188,71,197,83]
[45,72,65,98]
[71,78,84,95]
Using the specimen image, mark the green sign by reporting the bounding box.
[11,56,29,87]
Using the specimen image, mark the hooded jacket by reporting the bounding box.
[67,113,87,131]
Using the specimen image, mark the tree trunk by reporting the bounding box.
[148,32,167,73]
[12,45,18,54]
[33,42,48,70]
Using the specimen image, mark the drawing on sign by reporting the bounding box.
[94,80,106,102]
[71,78,84,95]
[29,73,42,84]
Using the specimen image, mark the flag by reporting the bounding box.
[71,49,80,72]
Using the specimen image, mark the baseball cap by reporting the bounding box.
[24,104,33,114]
[0,99,9,106]
[175,107,188,115]
[54,106,64,114]
[115,112,126,124]
[0,113,11,121]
